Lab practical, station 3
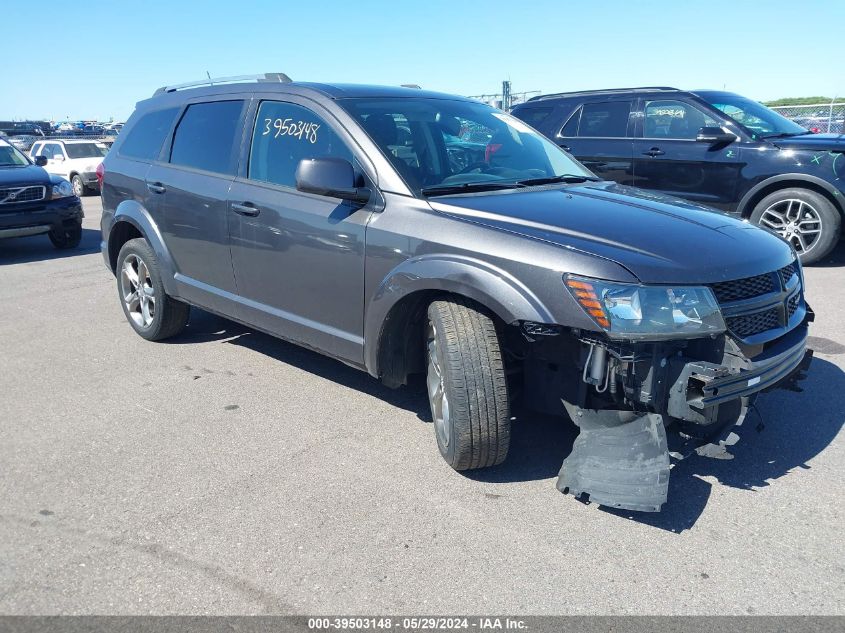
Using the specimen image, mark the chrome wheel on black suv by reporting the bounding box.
[750,188,841,264]
[115,238,190,341]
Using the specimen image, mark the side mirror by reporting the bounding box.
[696,126,736,145]
[35,155,48,167]
[295,157,370,203]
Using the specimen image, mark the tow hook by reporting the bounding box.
[557,402,671,513]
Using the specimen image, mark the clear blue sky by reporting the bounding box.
[4,0,843,122]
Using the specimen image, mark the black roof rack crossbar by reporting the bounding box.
[527,86,680,102]
[153,72,292,97]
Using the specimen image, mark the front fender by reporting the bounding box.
[738,172,845,217]
[363,254,555,376]
[110,199,178,296]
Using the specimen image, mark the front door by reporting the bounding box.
[631,98,743,211]
[556,99,635,185]
[227,98,373,363]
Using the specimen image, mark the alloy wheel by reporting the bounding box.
[759,198,823,255]
[426,321,450,448]
[120,254,156,328]
[71,177,83,197]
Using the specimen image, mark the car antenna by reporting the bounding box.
[206,71,213,86]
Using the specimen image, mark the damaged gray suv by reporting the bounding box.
[100,74,813,512]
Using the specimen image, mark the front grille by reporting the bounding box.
[787,293,801,318]
[711,260,802,341]
[726,308,780,338]
[779,263,797,286]
[710,273,774,303]
[0,185,46,204]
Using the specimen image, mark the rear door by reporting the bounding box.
[147,98,248,311]
[555,99,635,184]
[631,97,743,210]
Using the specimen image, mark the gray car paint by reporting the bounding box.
[101,82,796,380]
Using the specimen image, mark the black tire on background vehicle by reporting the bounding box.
[749,188,841,264]
[116,238,189,341]
[426,297,510,471]
[71,174,85,197]
[48,222,82,249]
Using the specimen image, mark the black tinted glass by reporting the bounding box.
[170,101,244,174]
[578,101,632,137]
[119,107,179,160]
[249,101,352,188]
[515,107,553,126]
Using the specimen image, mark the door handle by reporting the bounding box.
[146,182,166,194]
[642,147,665,157]
[560,143,571,152]
[231,202,260,217]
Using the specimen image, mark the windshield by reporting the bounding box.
[701,94,807,138]
[65,142,108,159]
[340,97,593,195]
[0,144,30,167]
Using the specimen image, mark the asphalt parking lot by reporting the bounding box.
[1,196,843,615]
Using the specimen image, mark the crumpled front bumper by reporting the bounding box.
[558,318,813,513]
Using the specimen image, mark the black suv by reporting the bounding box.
[100,74,812,512]
[0,138,84,249]
[512,87,845,264]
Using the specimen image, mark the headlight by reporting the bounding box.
[51,180,74,199]
[565,275,725,340]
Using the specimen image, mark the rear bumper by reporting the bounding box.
[0,197,83,238]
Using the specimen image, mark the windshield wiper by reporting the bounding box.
[515,173,601,186]
[420,181,526,197]
[760,131,805,139]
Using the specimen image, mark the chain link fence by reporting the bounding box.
[769,102,844,134]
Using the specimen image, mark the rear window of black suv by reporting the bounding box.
[119,107,180,160]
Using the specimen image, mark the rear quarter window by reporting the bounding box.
[118,107,180,161]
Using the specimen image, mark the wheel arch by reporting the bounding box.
[107,200,178,295]
[364,255,554,386]
[738,173,845,221]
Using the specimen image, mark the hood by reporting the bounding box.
[429,181,795,285]
[0,164,51,187]
[772,132,845,152]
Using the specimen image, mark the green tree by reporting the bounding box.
[764,96,833,106]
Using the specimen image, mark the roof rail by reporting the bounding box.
[527,86,680,102]
[153,72,292,97]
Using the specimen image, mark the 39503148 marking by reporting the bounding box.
[262,117,320,143]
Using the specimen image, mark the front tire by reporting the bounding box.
[48,222,82,249]
[426,298,510,471]
[750,188,841,264]
[71,174,85,197]
[116,238,189,341]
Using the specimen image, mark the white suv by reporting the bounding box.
[29,139,107,196]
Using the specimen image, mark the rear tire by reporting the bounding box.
[749,188,841,264]
[116,238,189,341]
[426,298,510,471]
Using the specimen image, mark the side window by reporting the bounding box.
[578,101,632,137]
[248,101,352,189]
[644,100,720,139]
[559,107,581,137]
[170,100,245,175]
[30,143,42,156]
[42,144,59,159]
[515,106,553,127]
[119,107,180,160]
